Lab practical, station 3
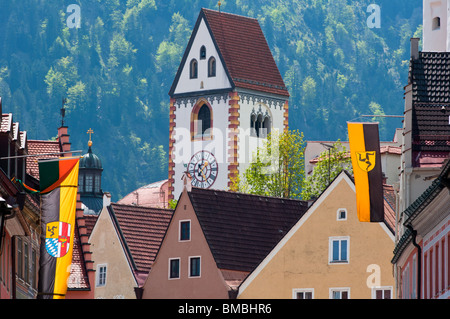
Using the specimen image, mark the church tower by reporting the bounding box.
[168,8,290,200]
[423,0,450,51]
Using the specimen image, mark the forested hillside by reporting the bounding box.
[0,0,422,200]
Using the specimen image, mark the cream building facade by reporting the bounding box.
[238,171,396,299]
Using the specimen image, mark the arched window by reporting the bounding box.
[250,106,271,138]
[198,105,211,135]
[191,100,213,140]
[190,59,198,79]
[200,46,206,60]
[262,116,271,138]
[433,17,441,30]
[208,57,216,77]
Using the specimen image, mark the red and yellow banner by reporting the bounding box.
[37,157,79,299]
[348,123,384,223]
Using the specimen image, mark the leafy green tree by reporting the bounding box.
[301,141,352,200]
[232,130,305,199]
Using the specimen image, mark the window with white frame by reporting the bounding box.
[293,288,314,299]
[372,286,392,299]
[337,208,347,221]
[169,258,180,279]
[330,288,350,299]
[96,264,107,287]
[189,256,201,278]
[329,237,349,263]
[179,220,191,241]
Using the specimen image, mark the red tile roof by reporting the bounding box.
[108,203,173,282]
[383,184,396,234]
[202,9,289,97]
[188,187,309,272]
[26,140,60,179]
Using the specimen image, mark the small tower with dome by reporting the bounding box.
[78,128,104,214]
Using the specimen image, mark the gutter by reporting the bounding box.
[406,224,421,299]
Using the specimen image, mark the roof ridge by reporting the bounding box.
[111,202,173,212]
[190,186,307,203]
[201,7,258,21]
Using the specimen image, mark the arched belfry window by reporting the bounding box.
[190,59,198,79]
[250,105,271,138]
[433,17,441,30]
[208,57,216,77]
[191,99,213,140]
[200,46,206,60]
[198,105,211,135]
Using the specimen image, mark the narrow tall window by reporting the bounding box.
[85,174,93,192]
[96,264,107,287]
[17,237,23,279]
[169,258,180,279]
[94,175,101,193]
[433,17,441,30]
[208,57,216,77]
[200,46,206,60]
[78,174,84,192]
[190,59,198,79]
[180,220,191,241]
[197,104,211,136]
[191,100,213,140]
[24,242,29,283]
[189,257,201,277]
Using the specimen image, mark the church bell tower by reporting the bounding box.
[167,8,290,201]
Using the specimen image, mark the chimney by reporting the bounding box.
[57,126,72,156]
[410,38,420,60]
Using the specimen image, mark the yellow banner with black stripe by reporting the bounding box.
[348,122,384,223]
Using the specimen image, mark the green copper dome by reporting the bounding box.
[80,145,102,170]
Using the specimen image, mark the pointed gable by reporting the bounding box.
[169,8,289,97]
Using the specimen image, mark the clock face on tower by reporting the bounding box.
[187,151,218,188]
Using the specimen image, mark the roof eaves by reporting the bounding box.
[403,159,450,225]
[107,205,139,272]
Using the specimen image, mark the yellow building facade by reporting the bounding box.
[238,172,395,299]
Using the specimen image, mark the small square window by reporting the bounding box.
[169,258,180,279]
[189,257,201,278]
[337,209,347,220]
[180,220,191,241]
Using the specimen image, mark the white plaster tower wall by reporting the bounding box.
[423,0,450,52]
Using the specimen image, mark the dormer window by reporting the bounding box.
[190,59,198,79]
[433,17,441,30]
[208,57,216,77]
[200,46,206,60]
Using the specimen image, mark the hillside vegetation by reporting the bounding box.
[0,0,422,199]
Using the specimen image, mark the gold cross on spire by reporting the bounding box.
[218,1,221,12]
[87,128,94,147]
